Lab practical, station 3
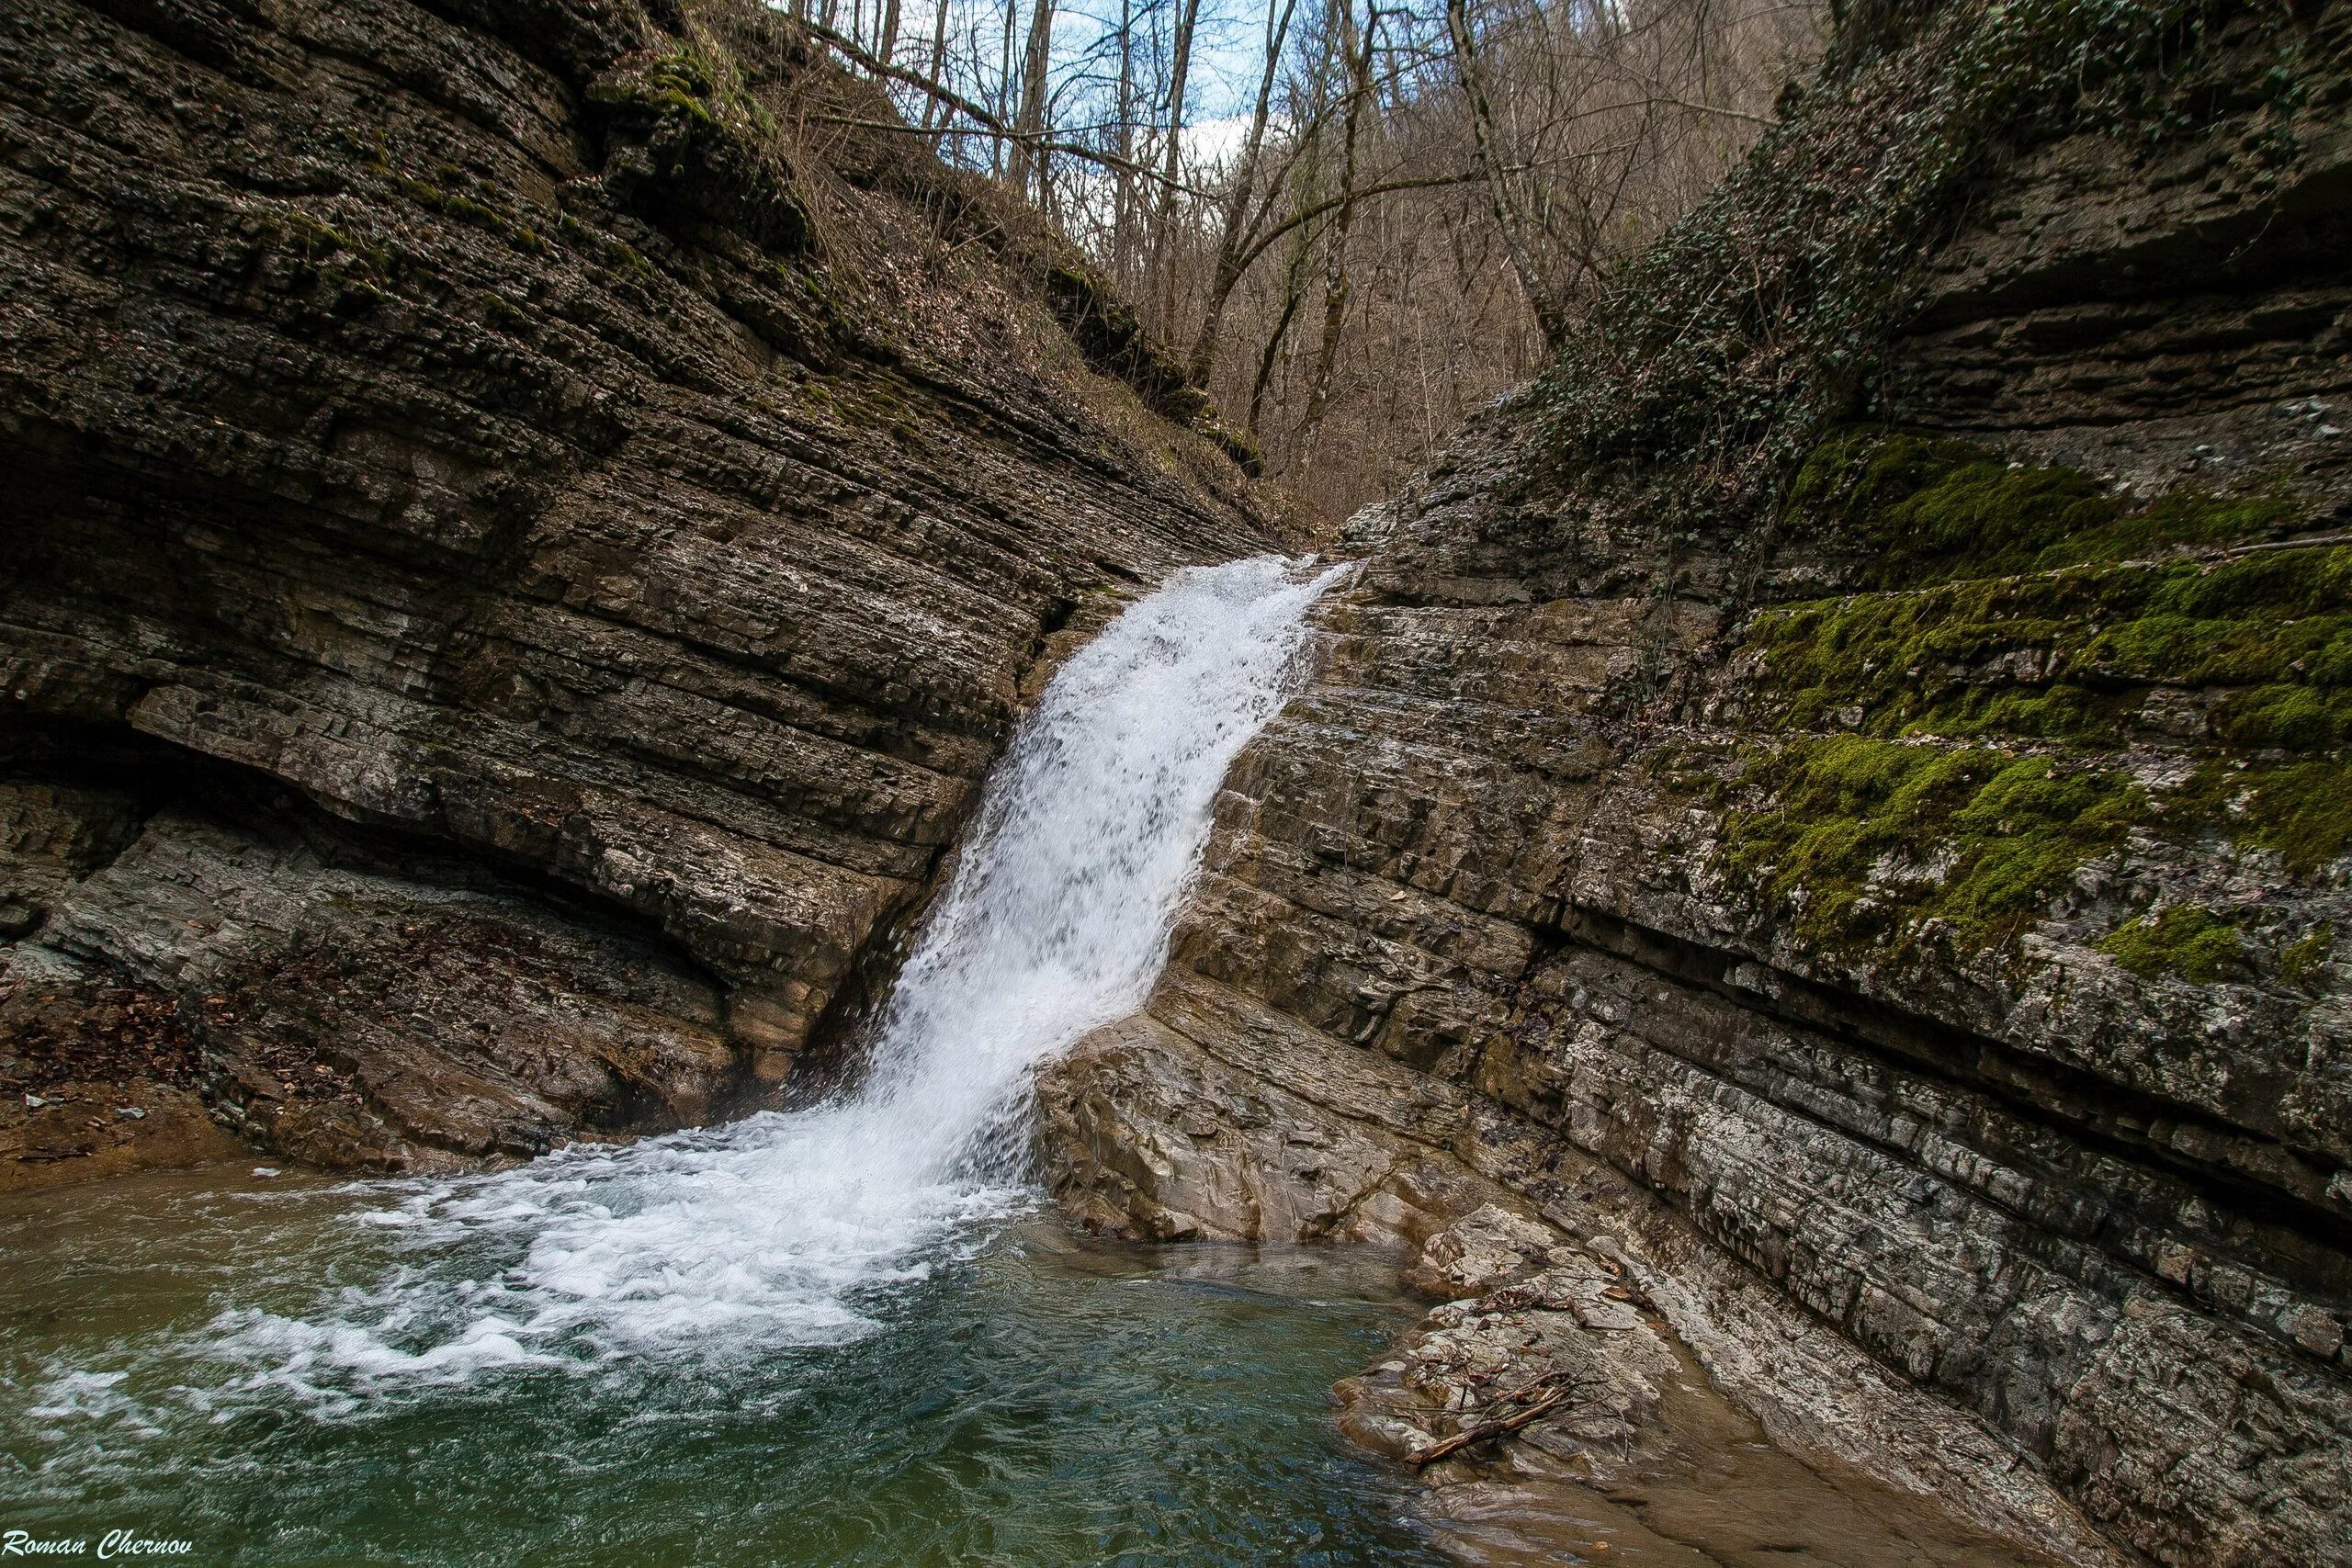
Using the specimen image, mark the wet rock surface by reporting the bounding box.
[1343,1210,2107,1568]
[0,971,243,1190]
[1044,4,2352,1563]
[0,0,1267,1172]
[1043,976,2133,1563]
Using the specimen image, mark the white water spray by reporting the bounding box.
[199,555,1346,1404]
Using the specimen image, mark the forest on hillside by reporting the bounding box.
[776,0,1824,522]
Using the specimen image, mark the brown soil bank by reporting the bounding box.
[1041,0,2352,1562]
[0,0,1270,1174]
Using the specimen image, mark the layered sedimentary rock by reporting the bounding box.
[1044,2,2352,1562]
[0,0,1268,1174]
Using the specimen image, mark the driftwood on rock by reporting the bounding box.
[1407,1368,1593,1467]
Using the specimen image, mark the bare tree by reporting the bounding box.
[791,0,1823,525]
[1151,0,1206,333]
[1006,0,1059,196]
[919,0,951,129]
[1183,0,1303,384]
[1446,0,1566,345]
[1296,0,1377,446]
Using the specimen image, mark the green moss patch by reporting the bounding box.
[1740,539,2352,886]
[2280,921,2336,989]
[2098,903,2243,984]
[1713,739,2352,974]
[390,175,548,254]
[2223,761,2352,874]
[588,43,775,141]
[1716,737,2143,958]
[1748,543,2352,753]
[1523,0,2306,558]
[1787,429,2306,587]
[278,212,394,278]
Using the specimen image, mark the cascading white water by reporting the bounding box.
[200,554,1347,1405]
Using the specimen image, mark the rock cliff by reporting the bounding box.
[1042,1,2352,1562]
[0,0,1272,1176]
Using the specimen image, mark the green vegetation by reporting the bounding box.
[1717,551,2352,966]
[586,40,778,144]
[1749,546,2352,753]
[1783,429,2302,586]
[1715,737,2142,958]
[1734,431,2348,903]
[2098,904,2243,983]
[579,23,809,253]
[1712,732,2352,974]
[636,48,727,129]
[1714,743,2352,967]
[390,175,547,254]
[2230,761,2352,874]
[1528,0,2297,511]
[1724,434,2351,945]
[1503,0,2329,710]
[2281,922,2336,989]
[1538,0,2340,976]
[557,211,660,281]
[279,212,393,278]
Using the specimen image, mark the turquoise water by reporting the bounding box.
[0,1166,1444,1567]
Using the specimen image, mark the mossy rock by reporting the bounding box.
[2098,904,2243,984]
[585,45,808,254]
[1715,736,2144,960]
[1036,258,1204,421]
[2280,920,2337,989]
[1748,432,2346,759]
[1787,428,2307,587]
[2194,759,2352,875]
[1714,737,2352,975]
[1748,548,2352,752]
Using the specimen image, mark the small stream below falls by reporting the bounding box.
[0,1169,1441,1565]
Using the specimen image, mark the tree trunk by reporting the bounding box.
[1110,0,1138,279]
[1445,0,1570,350]
[919,0,951,132]
[1151,0,1205,336]
[1297,0,1374,444]
[993,0,1019,178]
[1005,0,1057,197]
[1182,0,1300,386]
[1248,225,1318,438]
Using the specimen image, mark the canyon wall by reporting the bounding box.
[0,0,1269,1176]
[6,0,2346,1558]
[1043,2,2352,1562]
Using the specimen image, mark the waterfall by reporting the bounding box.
[202,554,1347,1404]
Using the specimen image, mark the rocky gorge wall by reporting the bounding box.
[1042,2,2352,1562]
[5,0,2346,1560]
[0,0,1272,1178]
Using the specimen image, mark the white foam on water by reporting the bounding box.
[182,554,1347,1411]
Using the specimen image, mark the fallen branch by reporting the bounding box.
[1407,1369,1592,1467]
